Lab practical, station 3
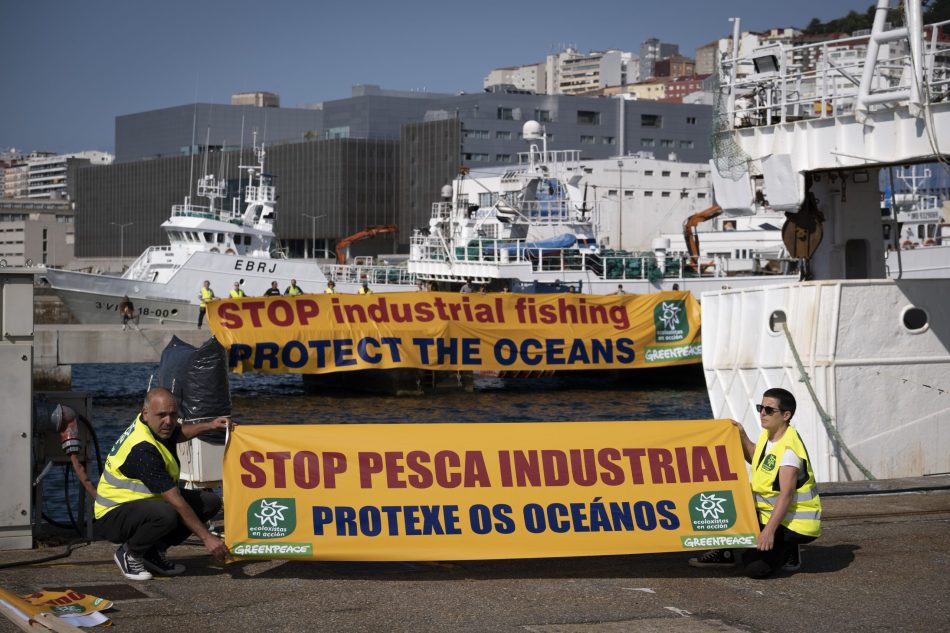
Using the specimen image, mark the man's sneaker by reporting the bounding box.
[688,549,738,568]
[783,545,802,571]
[114,544,152,581]
[142,547,186,576]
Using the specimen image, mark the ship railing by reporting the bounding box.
[718,16,950,129]
[320,263,417,286]
[124,245,174,278]
[411,233,800,279]
[245,185,277,204]
[518,200,575,223]
[171,204,226,221]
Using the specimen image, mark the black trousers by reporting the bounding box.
[197,306,207,327]
[96,488,221,555]
[742,523,816,578]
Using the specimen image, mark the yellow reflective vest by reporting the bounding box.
[324,288,337,294]
[229,289,246,298]
[358,286,373,295]
[287,286,302,296]
[750,426,821,538]
[94,415,180,519]
[199,287,215,308]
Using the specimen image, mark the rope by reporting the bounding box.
[781,321,876,480]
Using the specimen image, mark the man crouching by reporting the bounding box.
[95,387,231,580]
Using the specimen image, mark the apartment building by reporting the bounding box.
[0,198,73,266]
[26,151,113,199]
[483,63,546,93]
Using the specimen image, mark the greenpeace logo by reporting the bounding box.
[681,534,756,549]
[231,542,313,557]
[644,344,702,363]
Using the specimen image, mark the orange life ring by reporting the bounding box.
[209,247,219,253]
[924,239,936,246]
[902,240,915,249]
[225,248,236,255]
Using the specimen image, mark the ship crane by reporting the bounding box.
[335,225,399,264]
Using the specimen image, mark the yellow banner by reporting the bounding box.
[208,291,701,374]
[223,420,758,561]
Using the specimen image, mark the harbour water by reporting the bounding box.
[40,363,712,526]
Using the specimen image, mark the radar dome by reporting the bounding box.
[522,120,543,140]
[440,185,453,200]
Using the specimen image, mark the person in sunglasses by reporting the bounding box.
[690,387,821,577]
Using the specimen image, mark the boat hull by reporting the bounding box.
[702,279,950,482]
[47,251,416,325]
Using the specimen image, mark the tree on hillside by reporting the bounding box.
[803,1,950,37]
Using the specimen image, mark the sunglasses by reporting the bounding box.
[755,404,785,415]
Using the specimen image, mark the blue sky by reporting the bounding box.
[2,0,872,154]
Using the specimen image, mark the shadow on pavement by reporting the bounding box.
[185,546,857,582]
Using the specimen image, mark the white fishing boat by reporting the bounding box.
[703,0,950,482]
[409,121,801,294]
[46,142,416,325]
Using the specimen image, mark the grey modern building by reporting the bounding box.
[76,87,712,259]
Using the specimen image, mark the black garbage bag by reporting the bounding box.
[156,336,195,406]
[156,336,231,445]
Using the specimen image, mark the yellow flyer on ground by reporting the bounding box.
[223,420,758,561]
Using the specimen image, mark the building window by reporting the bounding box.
[661,170,671,177]
[495,154,512,163]
[680,140,695,148]
[577,110,601,125]
[641,114,662,128]
[602,136,615,145]
[697,171,707,178]
[681,190,689,198]
[464,129,490,139]
[661,139,674,148]
[686,116,697,124]
[496,131,512,140]
[644,170,654,176]
[644,191,654,197]
[465,153,490,162]
[681,171,689,178]
[661,191,671,197]
[641,138,655,147]
[698,192,707,198]
[326,126,350,139]
[580,135,596,144]
[534,109,552,122]
[497,107,514,120]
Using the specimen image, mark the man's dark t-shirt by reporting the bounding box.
[117,424,181,494]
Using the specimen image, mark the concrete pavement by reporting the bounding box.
[1,478,948,633]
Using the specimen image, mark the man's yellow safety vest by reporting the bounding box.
[199,287,215,308]
[94,415,180,519]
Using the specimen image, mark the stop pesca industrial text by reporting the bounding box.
[237,446,739,490]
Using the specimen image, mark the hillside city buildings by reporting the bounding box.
[10,22,944,269]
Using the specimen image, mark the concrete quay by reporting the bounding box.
[33,324,212,387]
[1,477,948,633]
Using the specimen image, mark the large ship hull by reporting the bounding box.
[702,279,950,482]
